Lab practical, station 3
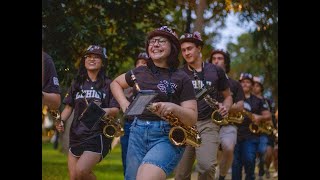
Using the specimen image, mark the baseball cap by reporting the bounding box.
[84,45,108,59]
[147,26,180,52]
[179,31,204,46]
[239,72,254,84]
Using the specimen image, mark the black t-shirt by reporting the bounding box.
[237,94,268,141]
[42,52,60,94]
[260,96,277,128]
[125,65,196,120]
[63,78,119,146]
[181,62,229,121]
[217,76,245,103]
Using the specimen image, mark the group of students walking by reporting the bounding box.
[42,25,278,180]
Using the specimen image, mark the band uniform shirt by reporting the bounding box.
[125,65,196,121]
[63,78,120,146]
[42,51,61,94]
[217,76,245,103]
[182,62,230,121]
[237,94,268,141]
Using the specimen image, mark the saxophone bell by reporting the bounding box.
[147,104,201,147]
[102,116,124,138]
[249,123,259,134]
[169,126,187,146]
[211,110,229,125]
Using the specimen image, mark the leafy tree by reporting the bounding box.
[42,0,277,105]
[227,32,278,107]
[43,0,177,91]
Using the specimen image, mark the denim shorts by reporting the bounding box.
[125,118,185,179]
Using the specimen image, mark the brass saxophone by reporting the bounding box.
[101,115,124,138]
[49,109,62,125]
[249,121,275,135]
[245,110,276,136]
[80,90,124,138]
[146,104,201,147]
[130,71,200,147]
[202,94,244,125]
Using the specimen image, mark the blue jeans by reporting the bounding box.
[232,138,259,180]
[120,120,133,176]
[125,118,185,180]
[258,134,268,176]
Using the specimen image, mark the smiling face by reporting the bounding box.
[147,36,171,61]
[84,54,103,71]
[181,42,201,64]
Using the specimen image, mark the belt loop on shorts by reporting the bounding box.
[132,116,138,127]
[159,120,164,129]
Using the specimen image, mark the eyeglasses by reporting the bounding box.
[148,38,167,46]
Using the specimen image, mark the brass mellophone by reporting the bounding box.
[101,115,124,138]
[146,104,201,147]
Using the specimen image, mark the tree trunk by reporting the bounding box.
[194,0,207,33]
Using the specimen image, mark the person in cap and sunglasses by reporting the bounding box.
[232,73,271,180]
[175,32,233,180]
[209,49,245,180]
[110,26,197,180]
[55,45,120,180]
[120,52,149,177]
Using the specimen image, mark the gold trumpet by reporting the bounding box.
[101,115,124,138]
[147,104,201,147]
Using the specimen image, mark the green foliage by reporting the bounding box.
[43,0,278,107]
[227,32,278,107]
[43,0,175,93]
[42,142,124,180]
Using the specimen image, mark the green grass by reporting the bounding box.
[42,142,124,180]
